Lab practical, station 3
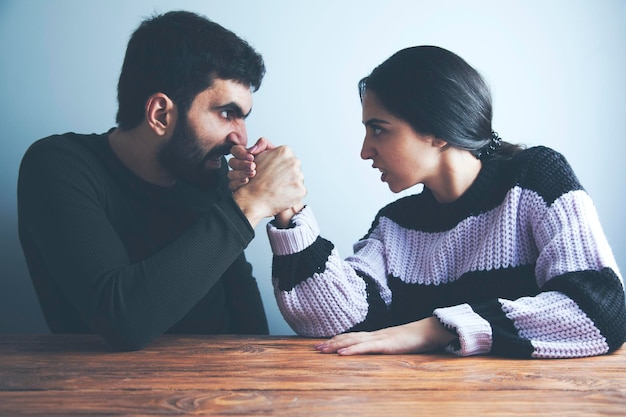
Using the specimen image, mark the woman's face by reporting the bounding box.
[360,91,444,193]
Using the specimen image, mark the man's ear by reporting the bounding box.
[145,93,176,136]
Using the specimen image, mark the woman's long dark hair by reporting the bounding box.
[359,46,522,159]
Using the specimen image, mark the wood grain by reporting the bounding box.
[1,334,624,416]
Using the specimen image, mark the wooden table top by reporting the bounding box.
[0,334,624,416]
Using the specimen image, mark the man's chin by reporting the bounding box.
[204,158,223,170]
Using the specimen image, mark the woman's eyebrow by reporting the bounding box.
[363,118,390,126]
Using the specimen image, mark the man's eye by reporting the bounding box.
[220,110,234,119]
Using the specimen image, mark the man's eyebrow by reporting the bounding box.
[363,118,390,126]
[213,102,252,119]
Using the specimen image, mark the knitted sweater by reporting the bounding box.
[267,146,625,358]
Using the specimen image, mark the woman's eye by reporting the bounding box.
[364,124,385,137]
[369,126,383,136]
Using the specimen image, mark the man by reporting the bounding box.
[17,11,305,351]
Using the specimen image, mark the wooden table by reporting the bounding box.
[0,334,624,416]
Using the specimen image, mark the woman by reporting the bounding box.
[230,46,625,358]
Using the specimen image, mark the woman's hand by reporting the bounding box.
[228,137,275,191]
[314,317,457,355]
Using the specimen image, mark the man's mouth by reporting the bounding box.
[205,145,232,164]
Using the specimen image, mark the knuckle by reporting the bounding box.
[279,145,293,156]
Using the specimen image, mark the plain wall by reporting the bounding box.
[1,0,624,335]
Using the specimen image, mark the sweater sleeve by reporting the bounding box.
[18,138,255,350]
[267,206,392,337]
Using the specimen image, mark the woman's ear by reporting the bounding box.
[431,136,448,149]
[145,93,176,136]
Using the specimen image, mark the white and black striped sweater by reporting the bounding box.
[267,146,625,358]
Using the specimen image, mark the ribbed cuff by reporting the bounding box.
[266,206,319,256]
[433,304,493,356]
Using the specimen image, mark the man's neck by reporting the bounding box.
[108,126,176,186]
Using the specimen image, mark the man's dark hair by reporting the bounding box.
[116,10,265,130]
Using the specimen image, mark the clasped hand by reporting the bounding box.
[229,137,306,228]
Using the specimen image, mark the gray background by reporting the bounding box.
[1,0,624,335]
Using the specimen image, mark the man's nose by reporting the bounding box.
[230,120,248,146]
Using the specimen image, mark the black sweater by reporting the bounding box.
[18,131,268,350]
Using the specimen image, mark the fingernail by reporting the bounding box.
[314,343,327,350]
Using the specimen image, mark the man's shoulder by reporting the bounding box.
[25,131,105,157]
[19,131,114,189]
[22,131,111,169]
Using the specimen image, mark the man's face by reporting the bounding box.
[158,78,253,188]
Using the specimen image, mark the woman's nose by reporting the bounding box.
[360,137,374,160]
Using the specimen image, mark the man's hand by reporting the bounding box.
[314,317,457,355]
[230,139,306,229]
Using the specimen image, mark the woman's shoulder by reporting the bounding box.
[511,145,584,204]
[514,145,567,165]
[512,145,574,176]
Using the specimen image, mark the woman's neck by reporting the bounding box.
[429,149,482,204]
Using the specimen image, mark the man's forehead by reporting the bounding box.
[204,78,253,106]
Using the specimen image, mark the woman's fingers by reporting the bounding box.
[314,319,455,356]
[230,144,254,161]
[315,332,372,353]
[247,137,276,155]
[228,157,255,174]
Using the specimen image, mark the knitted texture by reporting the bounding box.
[267,146,625,358]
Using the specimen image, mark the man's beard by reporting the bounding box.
[158,117,231,190]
